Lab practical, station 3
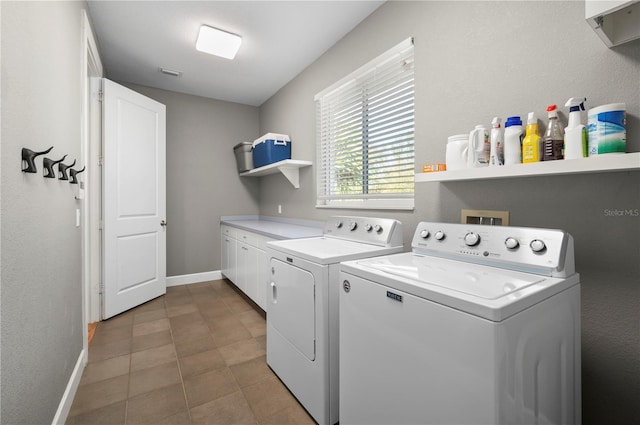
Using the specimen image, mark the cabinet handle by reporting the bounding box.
[271,282,277,303]
[242,246,248,251]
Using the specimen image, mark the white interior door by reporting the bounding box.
[102,79,166,319]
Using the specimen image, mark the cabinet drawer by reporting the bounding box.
[221,225,237,239]
[236,229,257,246]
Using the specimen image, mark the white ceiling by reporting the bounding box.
[87,1,385,106]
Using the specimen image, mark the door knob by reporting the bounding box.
[160,220,167,226]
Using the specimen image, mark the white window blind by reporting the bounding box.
[315,38,414,210]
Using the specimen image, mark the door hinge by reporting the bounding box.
[97,90,104,102]
[98,220,103,230]
[98,155,104,166]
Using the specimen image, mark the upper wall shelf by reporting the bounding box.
[240,159,312,188]
[415,152,640,183]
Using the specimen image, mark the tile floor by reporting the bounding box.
[66,280,315,425]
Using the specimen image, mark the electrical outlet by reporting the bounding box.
[461,209,509,226]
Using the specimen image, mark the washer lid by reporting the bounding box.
[343,252,578,321]
[364,254,544,300]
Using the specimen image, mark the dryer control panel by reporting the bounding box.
[323,216,403,248]
[412,222,575,277]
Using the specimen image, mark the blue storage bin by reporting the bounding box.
[252,133,291,168]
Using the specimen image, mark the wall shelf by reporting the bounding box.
[240,159,312,188]
[585,0,640,47]
[415,152,640,183]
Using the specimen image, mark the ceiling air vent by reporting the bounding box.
[158,67,182,77]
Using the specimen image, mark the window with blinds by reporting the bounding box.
[315,38,414,210]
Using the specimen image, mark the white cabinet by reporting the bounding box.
[586,0,640,47]
[220,225,274,311]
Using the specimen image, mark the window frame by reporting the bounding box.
[315,38,415,211]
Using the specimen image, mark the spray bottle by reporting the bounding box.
[564,97,587,159]
[542,104,564,161]
[522,112,540,163]
[489,117,504,166]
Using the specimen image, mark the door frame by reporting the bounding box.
[81,10,103,359]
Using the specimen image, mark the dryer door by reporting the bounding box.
[269,258,316,360]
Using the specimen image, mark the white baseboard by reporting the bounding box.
[166,270,223,287]
[52,349,86,425]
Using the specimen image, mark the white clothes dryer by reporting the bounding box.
[339,221,581,425]
[266,216,403,425]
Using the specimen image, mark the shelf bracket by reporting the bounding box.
[278,165,300,189]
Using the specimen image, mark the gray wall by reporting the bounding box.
[1,1,86,423]
[121,83,260,276]
[259,1,640,423]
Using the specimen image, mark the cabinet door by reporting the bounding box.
[256,248,268,311]
[255,235,274,311]
[222,236,237,283]
[221,236,228,276]
[244,245,258,303]
[237,242,250,292]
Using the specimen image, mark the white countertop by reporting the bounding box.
[221,215,324,240]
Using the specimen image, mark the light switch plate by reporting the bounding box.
[461,209,509,226]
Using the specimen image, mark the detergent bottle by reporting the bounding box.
[489,117,504,166]
[503,116,523,165]
[564,97,587,159]
[522,112,540,163]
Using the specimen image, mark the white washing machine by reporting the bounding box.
[339,221,581,425]
[266,216,403,425]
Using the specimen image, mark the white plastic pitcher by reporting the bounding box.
[445,134,468,170]
[467,125,489,167]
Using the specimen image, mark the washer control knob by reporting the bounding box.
[505,237,520,250]
[373,224,383,233]
[434,231,445,241]
[420,229,430,239]
[335,220,343,229]
[464,232,481,246]
[348,221,358,231]
[365,224,373,232]
[530,239,546,253]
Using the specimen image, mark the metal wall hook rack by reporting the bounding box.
[22,146,53,173]
[69,166,85,184]
[58,159,76,181]
[43,155,67,178]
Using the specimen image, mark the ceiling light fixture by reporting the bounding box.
[196,25,242,60]
[158,67,182,77]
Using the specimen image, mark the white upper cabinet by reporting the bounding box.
[585,0,640,47]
